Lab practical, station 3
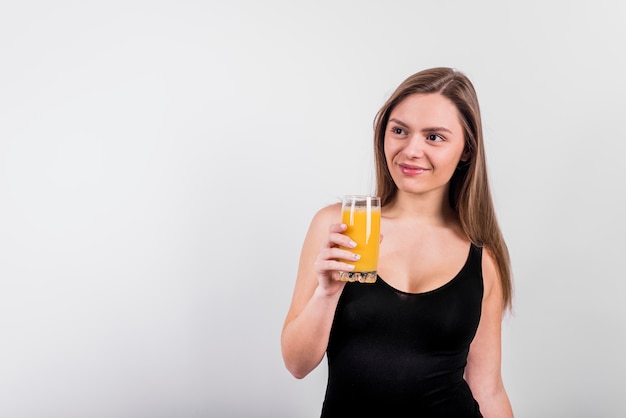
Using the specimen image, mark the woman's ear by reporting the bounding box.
[460,148,471,162]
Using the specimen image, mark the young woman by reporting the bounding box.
[281,67,514,417]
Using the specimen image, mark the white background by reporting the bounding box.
[1,1,625,417]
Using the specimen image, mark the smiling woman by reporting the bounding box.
[281,67,514,417]
[384,94,470,198]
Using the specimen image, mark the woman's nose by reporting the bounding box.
[403,136,425,158]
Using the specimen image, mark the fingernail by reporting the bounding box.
[353,254,360,260]
[349,240,357,248]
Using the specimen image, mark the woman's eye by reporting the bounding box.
[427,134,444,142]
[391,127,405,135]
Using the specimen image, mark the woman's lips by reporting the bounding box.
[398,163,428,175]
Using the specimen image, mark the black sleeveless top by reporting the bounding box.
[321,244,484,417]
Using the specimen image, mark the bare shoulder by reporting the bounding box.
[481,245,504,306]
[300,202,342,255]
[310,202,342,227]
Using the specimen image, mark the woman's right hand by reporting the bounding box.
[313,222,359,295]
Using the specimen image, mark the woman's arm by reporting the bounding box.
[281,204,357,379]
[465,247,514,417]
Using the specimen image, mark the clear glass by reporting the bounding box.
[338,195,381,283]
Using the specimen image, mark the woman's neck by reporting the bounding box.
[384,190,457,226]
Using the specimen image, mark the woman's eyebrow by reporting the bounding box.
[388,118,409,128]
[420,126,453,134]
[389,118,453,134]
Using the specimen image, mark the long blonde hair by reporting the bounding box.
[373,67,512,310]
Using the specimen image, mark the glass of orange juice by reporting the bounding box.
[338,195,381,283]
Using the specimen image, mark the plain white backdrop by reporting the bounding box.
[1,1,625,417]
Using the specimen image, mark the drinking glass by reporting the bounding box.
[338,195,381,283]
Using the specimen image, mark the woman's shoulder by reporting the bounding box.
[300,202,342,241]
[311,202,342,225]
[480,245,503,299]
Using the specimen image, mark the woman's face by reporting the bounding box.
[384,93,468,200]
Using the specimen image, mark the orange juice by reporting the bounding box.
[339,196,380,283]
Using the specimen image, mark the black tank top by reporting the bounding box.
[321,244,484,417]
